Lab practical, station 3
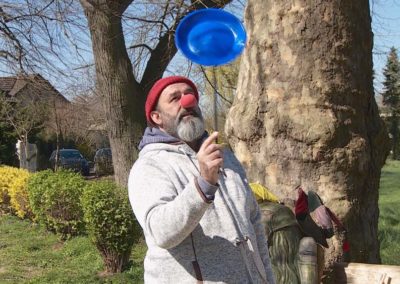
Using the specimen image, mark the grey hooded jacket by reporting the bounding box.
[128,128,275,283]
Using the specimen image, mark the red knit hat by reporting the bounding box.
[145,76,199,124]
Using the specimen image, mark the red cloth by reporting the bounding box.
[295,188,309,216]
[343,240,350,252]
[145,76,199,124]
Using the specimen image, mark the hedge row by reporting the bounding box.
[0,166,141,273]
[0,166,31,218]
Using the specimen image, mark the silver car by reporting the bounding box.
[94,148,113,176]
[49,149,90,176]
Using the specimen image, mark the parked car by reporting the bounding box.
[94,148,113,176]
[49,149,90,176]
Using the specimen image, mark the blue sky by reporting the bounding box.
[371,0,400,94]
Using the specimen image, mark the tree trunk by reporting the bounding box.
[226,0,390,266]
[81,1,146,187]
[392,117,399,159]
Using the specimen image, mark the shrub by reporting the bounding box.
[28,170,86,239]
[8,168,32,219]
[81,180,141,273]
[0,166,31,217]
[27,169,53,222]
[0,166,15,214]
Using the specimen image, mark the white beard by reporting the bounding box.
[161,107,205,142]
[176,116,205,142]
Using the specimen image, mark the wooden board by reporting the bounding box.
[334,262,400,284]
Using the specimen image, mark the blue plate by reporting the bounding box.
[175,9,246,66]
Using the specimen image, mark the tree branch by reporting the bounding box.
[127,43,153,53]
[123,15,170,31]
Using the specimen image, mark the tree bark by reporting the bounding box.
[80,1,146,187]
[226,0,390,266]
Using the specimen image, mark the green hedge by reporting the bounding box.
[81,180,141,273]
[28,170,86,239]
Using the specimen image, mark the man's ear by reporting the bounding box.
[150,110,162,126]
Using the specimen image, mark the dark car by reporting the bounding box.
[94,148,113,176]
[49,149,90,176]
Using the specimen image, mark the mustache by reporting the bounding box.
[178,108,200,121]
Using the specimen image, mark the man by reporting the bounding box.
[128,76,275,283]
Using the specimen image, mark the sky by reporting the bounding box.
[371,0,400,94]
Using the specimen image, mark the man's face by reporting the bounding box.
[151,82,205,142]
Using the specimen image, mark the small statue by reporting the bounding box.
[251,183,320,284]
[252,183,348,284]
[259,201,319,284]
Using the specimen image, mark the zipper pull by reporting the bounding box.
[235,237,249,246]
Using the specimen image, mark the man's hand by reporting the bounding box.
[197,132,224,185]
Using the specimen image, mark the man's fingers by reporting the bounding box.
[200,132,219,151]
[206,150,224,160]
[203,143,224,155]
[198,132,224,184]
[206,158,224,169]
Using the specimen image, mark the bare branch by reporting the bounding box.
[127,43,153,52]
[124,15,170,30]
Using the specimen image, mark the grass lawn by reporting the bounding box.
[0,215,146,283]
[378,159,400,265]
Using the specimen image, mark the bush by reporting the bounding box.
[27,169,53,221]
[28,170,86,239]
[0,166,31,217]
[81,180,141,273]
[8,168,32,219]
[0,166,15,214]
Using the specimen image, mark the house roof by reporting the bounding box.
[0,74,69,103]
[0,77,17,93]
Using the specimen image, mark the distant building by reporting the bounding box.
[0,73,68,105]
[0,74,69,170]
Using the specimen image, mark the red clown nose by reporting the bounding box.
[180,93,197,108]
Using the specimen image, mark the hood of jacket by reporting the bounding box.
[138,127,181,151]
[138,126,208,153]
